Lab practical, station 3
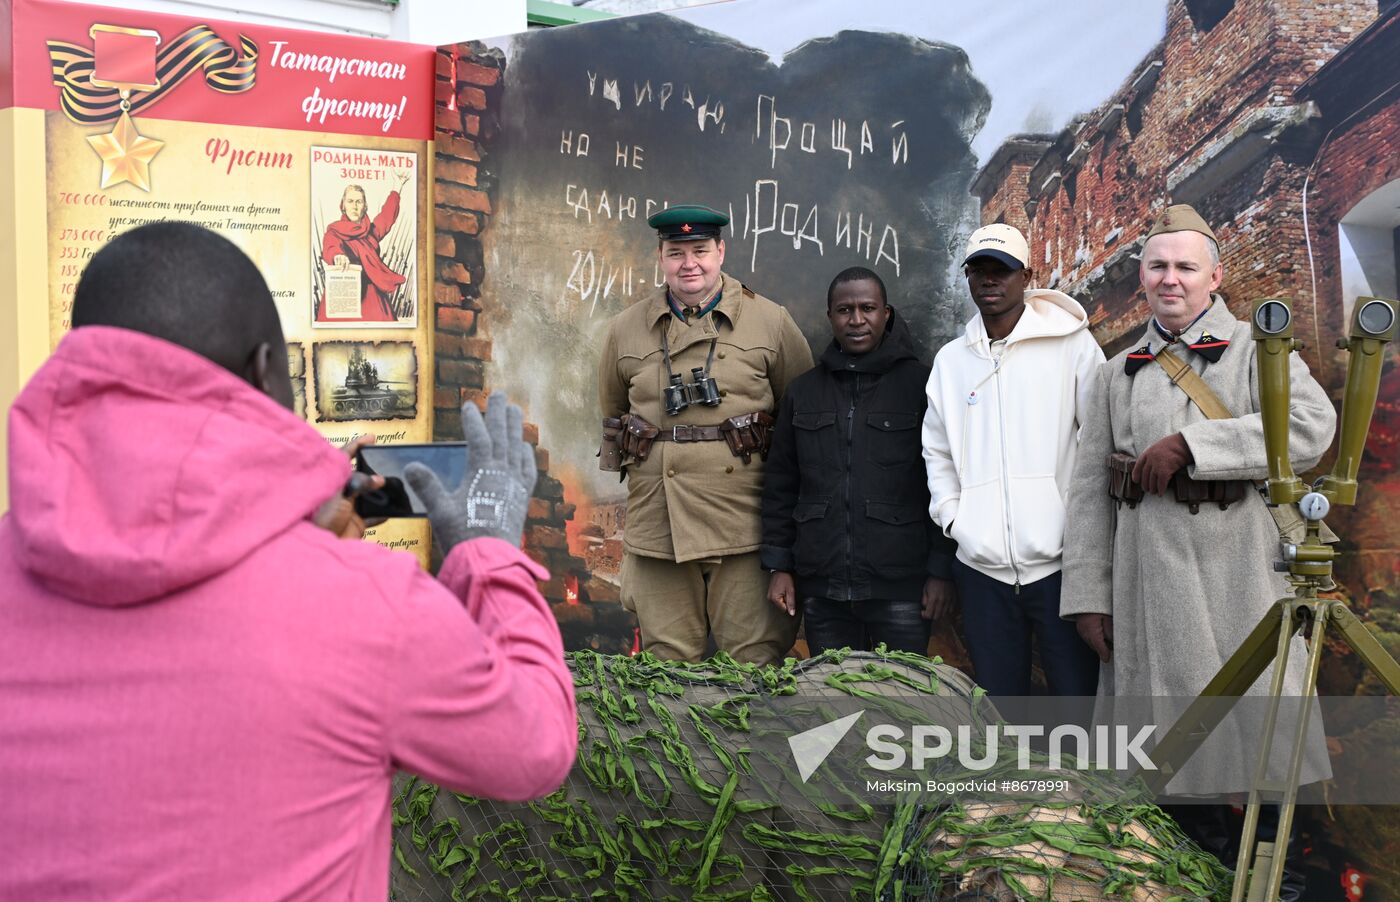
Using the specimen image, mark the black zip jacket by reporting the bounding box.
[760,310,955,600]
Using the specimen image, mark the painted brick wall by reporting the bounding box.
[432,43,599,617]
[431,44,630,647]
[432,45,497,438]
[970,137,1052,235]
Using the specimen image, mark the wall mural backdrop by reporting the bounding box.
[427,0,1400,889]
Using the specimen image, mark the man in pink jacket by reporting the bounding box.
[0,223,577,900]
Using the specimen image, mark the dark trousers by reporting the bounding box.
[952,560,1099,697]
[802,597,930,656]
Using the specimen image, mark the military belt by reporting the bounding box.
[655,424,726,442]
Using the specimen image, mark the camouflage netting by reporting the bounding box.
[390,649,1231,901]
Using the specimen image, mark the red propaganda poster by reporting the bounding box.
[1,0,438,560]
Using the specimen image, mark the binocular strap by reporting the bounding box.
[659,315,719,383]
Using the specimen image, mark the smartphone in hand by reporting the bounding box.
[353,442,468,519]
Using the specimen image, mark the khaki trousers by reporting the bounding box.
[620,551,797,666]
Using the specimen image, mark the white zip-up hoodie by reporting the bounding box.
[922,289,1104,586]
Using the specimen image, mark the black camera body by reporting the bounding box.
[352,441,468,518]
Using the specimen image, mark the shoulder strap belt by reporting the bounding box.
[1153,348,1233,420]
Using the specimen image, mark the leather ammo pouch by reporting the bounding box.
[1107,451,1144,507]
[719,411,775,464]
[620,413,660,462]
[1171,472,1247,514]
[598,417,625,472]
[1108,449,1245,512]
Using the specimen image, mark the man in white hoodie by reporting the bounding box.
[922,224,1104,696]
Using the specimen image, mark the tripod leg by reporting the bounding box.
[1240,601,1328,902]
[1232,601,1308,902]
[1329,602,1400,694]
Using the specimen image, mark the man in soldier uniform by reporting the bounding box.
[1062,204,1335,894]
[598,205,814,665]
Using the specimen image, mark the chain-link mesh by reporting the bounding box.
[390,649,1230,901]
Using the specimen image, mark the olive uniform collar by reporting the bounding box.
[646,272,749,331]
[666,289,722,320]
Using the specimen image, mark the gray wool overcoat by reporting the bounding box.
[1062,297,1336,795]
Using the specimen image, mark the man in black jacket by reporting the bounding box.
[761,267,957,654]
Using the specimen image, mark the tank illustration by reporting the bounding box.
[329,346,409,415]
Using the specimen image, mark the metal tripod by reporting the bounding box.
[1143,517,1400,901]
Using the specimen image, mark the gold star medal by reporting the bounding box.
[85,25,164,191]
[87,109,164,192]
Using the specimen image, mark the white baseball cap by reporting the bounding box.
[963,223,1030,270]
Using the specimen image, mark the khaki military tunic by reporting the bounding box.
[598,272,814,562]
[598,272,812,664]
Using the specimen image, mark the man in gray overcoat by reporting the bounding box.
[1061,205,1335,890]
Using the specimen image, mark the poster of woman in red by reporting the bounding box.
[312,149,418,327]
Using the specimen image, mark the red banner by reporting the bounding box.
[4,0,435,140]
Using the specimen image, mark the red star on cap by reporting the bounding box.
[681,223,692,233]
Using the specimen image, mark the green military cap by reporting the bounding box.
[1146,203,1218,243]
[648,204,728,242]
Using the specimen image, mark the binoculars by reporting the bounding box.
[664,367,722,416]
[1251,295,1398,509]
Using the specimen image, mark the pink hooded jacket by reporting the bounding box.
[0,327,577,900]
